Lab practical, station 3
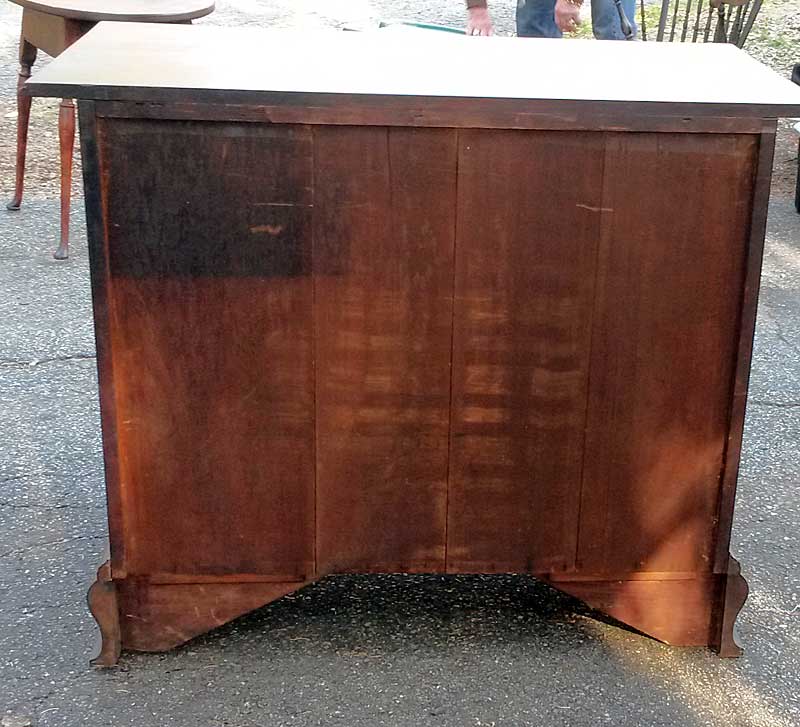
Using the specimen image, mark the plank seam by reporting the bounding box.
[444,128,460,573]
[573,131,611,573]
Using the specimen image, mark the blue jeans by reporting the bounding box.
[516,0,637,40]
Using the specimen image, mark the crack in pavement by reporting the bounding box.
[0,534,105,559]
[774,328,800,359]
[758,302,800,358]
[8,670,94,718]
[0,353,96,368]
[0,501,96,511]
[749,400,800,408]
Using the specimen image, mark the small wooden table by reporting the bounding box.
[5,0,214,259]
[27,23,800,666]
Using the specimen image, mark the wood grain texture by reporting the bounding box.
[578,133,758,576]
[314,127,457,573]
[101,119,315,580]
[116,578,310,652]
[79,93,770,659]
[79,102,127,572]
[447,130,604,574]
[551,576,719,646]
[713,129,776,573]
[90,100,769,135]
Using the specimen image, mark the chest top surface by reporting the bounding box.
[26,21,800,118]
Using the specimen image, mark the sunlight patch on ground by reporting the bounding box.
[579,617,796,727]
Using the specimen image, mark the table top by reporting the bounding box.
[9,0,214,22]
[26,22,800,118]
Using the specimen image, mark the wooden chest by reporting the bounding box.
[28,22,800,665]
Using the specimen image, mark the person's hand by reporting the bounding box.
[466,7,494,36]
[554,0,582,33]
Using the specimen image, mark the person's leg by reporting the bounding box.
[516,0,562,38]
[591,0,638,39]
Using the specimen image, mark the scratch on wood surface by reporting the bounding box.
[576,203,614,213]
[251,224,284,235]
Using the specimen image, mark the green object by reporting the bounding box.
[378,20,464,35]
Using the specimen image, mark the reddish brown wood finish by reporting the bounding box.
[86,562,121,667]
[712,556,749,657]
[314,126,456,574]
[550,575,720,646]
[54,97,75,259]
[71,96,778,665]
[6,37,36,211]
[9,9,87,258]
[115,578,308,653]
[447,130,604,575]
[100,120,315,581]
[89,99,770,134]
[713,131,777,574]
[577,133,758,576]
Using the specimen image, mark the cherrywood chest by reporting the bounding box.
[27,22,800,665]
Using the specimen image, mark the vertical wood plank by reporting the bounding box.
[447,130,605,574]
[314,126,457,573]
[713,127,776,573]
[103,120,316,578]
[579,132,758,576]
[80,104,128,573]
